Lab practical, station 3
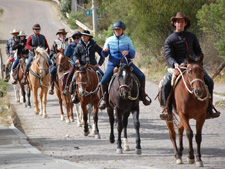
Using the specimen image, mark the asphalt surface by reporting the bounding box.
[0,0,225,169]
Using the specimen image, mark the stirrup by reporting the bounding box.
[160,108,173,122]
[99,99,107,110]
[206,106,221,119]
[21,78,27,85]
[63,86,68,96]
[142,95,151,106]
[49,89,54,95]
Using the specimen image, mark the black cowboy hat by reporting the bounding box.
[56,28,68,35]
[170,12,191,29]
[81,30,93,38]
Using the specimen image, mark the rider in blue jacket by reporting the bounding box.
[99,20,151,109]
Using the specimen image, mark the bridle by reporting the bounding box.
[176,65,210,101]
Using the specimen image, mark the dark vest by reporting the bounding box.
[31,34,46,49]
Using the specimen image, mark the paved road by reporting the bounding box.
[0,0,225,169]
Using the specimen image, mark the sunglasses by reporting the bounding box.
[73,37,80,40]
[33,29,40,30]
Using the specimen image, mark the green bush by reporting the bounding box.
[67,12,88,29]
[59,0,71,17]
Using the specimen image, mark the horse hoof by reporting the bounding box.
[176,159,183,164]
[27,106,31,109]
[92,130,96,135]
[187,157,195,164]
[95,134,101,139]
[116,148,123,154]
[124,145,130,151]
[23,103,27,108]
[84,131,90,136]
[66,119,70,123]
[70,118,74,122]
[60,115,65,121]
[135,148,142,155]
[42,114,47,118]
[77,123,82,127]
[196,161,204,167]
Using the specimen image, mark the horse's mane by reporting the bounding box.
[36,47,48,60]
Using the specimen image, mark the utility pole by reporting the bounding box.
[92,0,97,36]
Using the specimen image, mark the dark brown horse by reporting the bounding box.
[55,49,74,123]
[14,54,31,108]
[75,64,100,139]
[164,54,209,167]
[107,61,141,154]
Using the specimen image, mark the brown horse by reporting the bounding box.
[75,64,100,139]
[28,47,50,118]
[54,50,74,123]
[164,54,209,167]
[15,54,31,108]
[107,61,141,154]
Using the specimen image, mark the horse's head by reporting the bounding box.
[34,47,49,77]
[117,61,133,99]
[186,54,205,98]
[75,64,89,96]
[56,51,68,72]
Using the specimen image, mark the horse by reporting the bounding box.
[54,49,74,123]
[75,64,100,139]
[162,54,209,167]
[12,54,31,108]
[106,60,141,154]
[27,47,50,118]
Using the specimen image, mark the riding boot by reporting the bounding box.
[21,68,29,85]
[99,85,108,110]
[139,81,151,106]
[206,99,221,119]
[49,74,55,95]
[160,88,173,122]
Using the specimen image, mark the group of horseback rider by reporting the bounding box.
[4,11,220,120]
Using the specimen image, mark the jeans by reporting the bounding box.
[101,63,145,86]
[25,52,52,69]
[12,57,20,69]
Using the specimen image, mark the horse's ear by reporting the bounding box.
[84,64,88,69]
[198,54,204,63]
[186,53,191,64]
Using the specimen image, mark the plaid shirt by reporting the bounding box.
[6,37,17,57]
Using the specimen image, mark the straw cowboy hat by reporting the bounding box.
[18,31,27,37]
[81,30,93,38]
[56,28,68,35]
[32,23,41,30]
[170,12,191,29]
[10,28,19,34]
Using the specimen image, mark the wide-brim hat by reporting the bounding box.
[56,28,67,35]
[81,30,93,38]
[10,28,19,34]
[32,23,41,30]
[170,12,191,29]
[18,31,27,37]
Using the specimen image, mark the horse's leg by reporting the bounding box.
[195,119,205,167]
[178,122,184,157]
[123,111,130,151]
[92,101,100,139]
[81,102,89,136]
[116,107,123,154]
[132,107,142,155]
[14,84,20,103]
[32,87,40,115]
[69,97,74,122]
[55,87,64,121]
[179,114,195,164]
[41,87,48,118]
[75,103,82,127]
[39,88,43,117]
[87,104,92,128]
[166,121,182,164]
[62,95,70,123]
[27,85,31,108]
[107,107,115,143]
[19,82,26,107]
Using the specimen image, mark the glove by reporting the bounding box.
[9,57,14,62]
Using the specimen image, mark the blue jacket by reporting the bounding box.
[64,41,76,58]
[101,34,135,66]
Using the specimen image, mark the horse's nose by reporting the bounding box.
[194,88,203,97]
[122,90,128,99]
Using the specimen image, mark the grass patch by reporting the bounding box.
[0,79,12,126]
[215,100,225,107]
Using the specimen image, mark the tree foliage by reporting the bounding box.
[197,0,225,59]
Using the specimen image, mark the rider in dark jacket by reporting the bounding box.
[160,12,220,121]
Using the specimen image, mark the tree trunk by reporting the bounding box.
[212,60,225,79]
